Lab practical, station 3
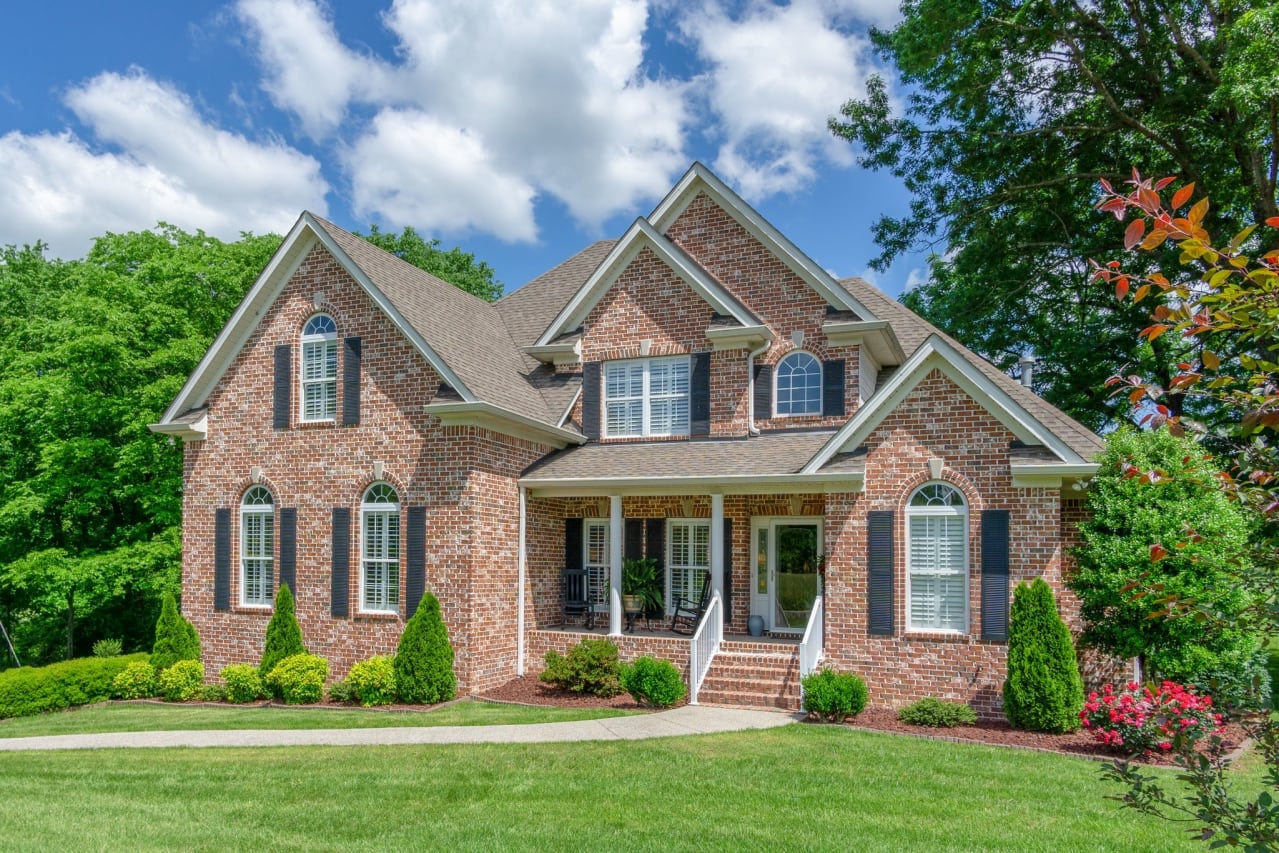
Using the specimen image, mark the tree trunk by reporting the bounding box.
[65,586,75,661]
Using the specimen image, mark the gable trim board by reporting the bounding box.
[803,334,1094,474]
[426,401,583,448]
[519,470,864,498]
[534,217,763,347]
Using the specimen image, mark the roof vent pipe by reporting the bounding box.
[1018,351,1036,389]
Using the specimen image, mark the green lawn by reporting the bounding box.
[0,699,633,737]
[0,722,1255,851]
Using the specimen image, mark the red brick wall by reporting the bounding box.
[182,244,552,693]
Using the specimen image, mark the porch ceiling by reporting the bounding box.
[520,430,864,496]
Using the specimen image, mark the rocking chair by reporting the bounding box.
[561,567,595,629]
[670,575,711,635]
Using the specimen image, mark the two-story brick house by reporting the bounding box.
[152,163,1101,713]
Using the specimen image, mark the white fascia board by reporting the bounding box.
[803,334,1083,473]
[557,386,582,429]
[520,470,864,498]
[524,339,582,366]
[148,413,207,441]
[1011,463,1099,489]
[822,320,907,366]
[648,163,876,320]
[706,324,774,351]
[424,401,584,448]
[160,214,315,423]
[535,217,756,346]
[306,215,475,402]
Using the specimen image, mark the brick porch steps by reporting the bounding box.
[695,640,803,711]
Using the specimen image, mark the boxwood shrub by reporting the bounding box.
[112,660,159,700]
[620,656,686,707]
[158,660,205,702]
[0,653,149,718]
[220,664,265,704]
[801,669,868,721]
[897,697,978,728]
[540,638,622,697]
[265,654,329,705]
[345,656,397,707]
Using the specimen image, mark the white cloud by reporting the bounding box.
[0,70,327,256]
[903,266,929,291]
[683,0,876,199]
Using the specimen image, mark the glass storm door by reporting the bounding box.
[755,520,821,633]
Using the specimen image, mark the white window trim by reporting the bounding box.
[666,518,710,616]
[239,486,274,608]
[583,519,610,612]
[905,482,969,634]
[300,314,338,423]
[603,355,691,438]
[773,350,823,418]
[359,484,401,614]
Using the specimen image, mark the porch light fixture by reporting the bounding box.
[928,457,944,480]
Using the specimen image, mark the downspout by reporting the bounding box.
[517,485,527,677]
[746,340,771,436]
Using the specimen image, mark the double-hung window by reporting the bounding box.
[240,486,274,607]
[603,357,690,438]
[583,520,610,611]
[667,520,710,613]
[301,314,338,422]
[361,483,400,613]
[907,483,968,632]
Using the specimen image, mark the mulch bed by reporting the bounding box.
[478,677,1250,764]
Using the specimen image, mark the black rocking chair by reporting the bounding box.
[670,575,712,635]
[562,567,595,629]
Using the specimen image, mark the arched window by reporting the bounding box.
[360,483,400,613]
[906,483,968,632]
[300,314,337,421]
[240,486,274,606]
[775,351,822,416]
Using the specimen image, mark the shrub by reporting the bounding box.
[199,683,227,702]
[801,669,868,721]
[259,583,307,680]
[1003,578,1084,733]
[220,664,265,704]
[150,593,201,671]
[111,661,158,699]
[1081,681,1223,754]
[265,654,329,705]
[620,656,686,707]
[540,638,622,697]
[93,638,123,658]
[394,593,456,704]
[346,656,398,707]
[0,654,149,718]
[897,697,978,727]
[158,660,205,702]
[327,678,356,704]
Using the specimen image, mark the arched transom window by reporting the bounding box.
[906,483,968,632]
[775,351,822,416]
[240,485,274,607]
[301,314,338,422]
[360,483,400,613]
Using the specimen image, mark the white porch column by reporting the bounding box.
[710,493,725,603]
[609,495,623,636]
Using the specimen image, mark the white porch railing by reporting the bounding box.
[688,592,723,705]
[799,595,824,679]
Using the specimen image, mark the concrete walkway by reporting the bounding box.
[0,705,796,751]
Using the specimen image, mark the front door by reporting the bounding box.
[752,518,822,633]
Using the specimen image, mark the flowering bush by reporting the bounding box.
[1081,681,1223,754]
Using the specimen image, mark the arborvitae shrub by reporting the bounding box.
[801,669,868,721]
[897,697,978,727]
[150,593,201,671]
[540,638,622,697]
[346,656,398,707]
[220,664,265,703]
[394,593,456,704]
[259,583,307,681]
[265,654,328,705]
[1003,578,1084,733]
[158,660,205,702]
[620,656,686,707]
[111,660,158,699]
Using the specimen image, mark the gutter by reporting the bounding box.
[745,339,771,436]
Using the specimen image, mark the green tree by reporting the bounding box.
[259,583,307,679]
[149,592,200,671]
[830,0,1279,431]
[394,593,456,704]
[1003,578,1083,733]
[358,225,502,302]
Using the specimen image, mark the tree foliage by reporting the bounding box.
[259,583,307,680]
[830,0,1279,430]
[358,225,502,302]
[394,593,456,705]
[149,592,201,672]
[1003,578,1083,733]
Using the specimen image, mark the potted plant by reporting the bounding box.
[622,557,663,615]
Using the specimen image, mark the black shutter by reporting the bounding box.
[981,509,1011,641]
[823,359,846,417]
[721,517,733,625]
[406,506,426,617]
[624,519,643,561]
[645,518,665,566]
[278,507,296,597]
[565,518,583,571]
[214,508,231,612]
[753,363,772,421]
[690,351,711,436]
[867,510,894,635]
[581,362,601,439]
[331,508,351,618]
[341,337,361,426]
[273,345,292,429]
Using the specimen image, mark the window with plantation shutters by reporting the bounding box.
[583,520,610,611]
[667,520,710,615]
[300,314,338,422]
[906,483,968,632]
[603,356,690,437]
[360,483,400,613]
[240,486,274,607]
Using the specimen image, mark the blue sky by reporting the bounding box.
[0,0,927,297]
